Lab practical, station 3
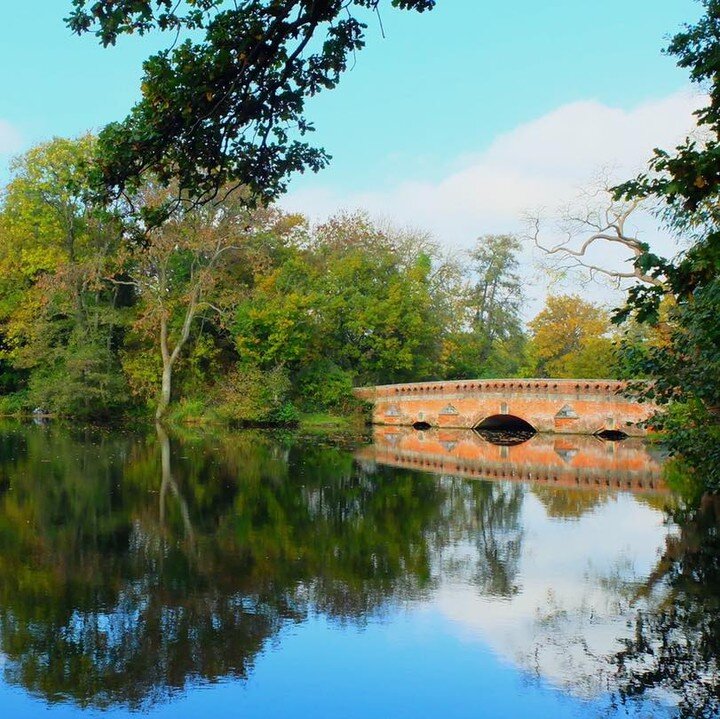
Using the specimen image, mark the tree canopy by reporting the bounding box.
[65,0,436,215]
[528,294,615,379]
[0,143,552,422]
[611,0,720,489]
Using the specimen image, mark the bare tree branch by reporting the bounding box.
[526,184,665,288]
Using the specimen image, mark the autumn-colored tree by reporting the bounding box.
[0,136,132,417]
[527,295,615,378]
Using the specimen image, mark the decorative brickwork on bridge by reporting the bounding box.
[353,379,655,436]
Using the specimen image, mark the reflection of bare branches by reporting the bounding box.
[156,423,195,549]
[606,495,720,718]
[634,493,720,605]
[526,181,666,288]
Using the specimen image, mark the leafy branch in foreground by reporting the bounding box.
[65,0,436,217]
[611,0,720,488]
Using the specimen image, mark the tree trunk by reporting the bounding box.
[156,310,174,421]
[156,362,172,421]
[155,287,200,420]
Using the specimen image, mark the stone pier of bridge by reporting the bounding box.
[353,379,655,437]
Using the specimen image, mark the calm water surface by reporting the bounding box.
[0,423,717,718]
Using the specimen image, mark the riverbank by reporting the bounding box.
[0,390,370,435]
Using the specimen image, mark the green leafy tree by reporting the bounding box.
[621,281,720,488]
[234,212,447,399]
[0,137,132,418]
[610,1,720,487]
[121,190,300,419]
[65,0,436,215]
[315,216,442,384]
[443,234,526,378]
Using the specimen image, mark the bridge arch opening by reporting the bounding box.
[474,415,537,446]
[595,429,629,441]
[412,421,432,430]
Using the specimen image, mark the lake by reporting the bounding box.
[0,422,716,718]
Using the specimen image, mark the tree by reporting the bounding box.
[617,1,720,219]
[119,187,299,419]
[528,294,615,378]
[313,214,443,384]
[65,0,437,215]
[0,137,132,418]
[621,279,720,488]
[466,235,524,335]
[528,183,665,288]
[233,211,447,390]
[442,234,526,378]
[606,1,720,487]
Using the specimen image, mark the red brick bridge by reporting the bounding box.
[354,379,655,437]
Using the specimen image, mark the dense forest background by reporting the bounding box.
[0,136,628,423]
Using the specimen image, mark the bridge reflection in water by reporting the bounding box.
[357,426,666,494]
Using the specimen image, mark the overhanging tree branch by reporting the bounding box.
[527,186,667,289]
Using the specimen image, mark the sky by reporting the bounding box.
[0,0,706,308]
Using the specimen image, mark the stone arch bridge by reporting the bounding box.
[354,379,654,437]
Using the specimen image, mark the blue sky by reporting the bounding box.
[299,0,701,192]
[0,0,705,302]
[0,1,700,183]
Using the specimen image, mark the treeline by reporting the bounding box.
[0,137,624,422]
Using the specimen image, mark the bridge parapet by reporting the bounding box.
[355,379,634,399]
[353,379,654,437]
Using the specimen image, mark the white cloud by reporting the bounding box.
[0,120,22,156]
[431,492,673,700]
[283,90,702,248]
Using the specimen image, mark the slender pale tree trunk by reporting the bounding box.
[157,365,173,420]
[152,240,234,421]
[155,285,201,421]
[156,313,173,420]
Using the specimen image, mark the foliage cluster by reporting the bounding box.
[0,138,624,422]
[611,0,720,489]
[65,0,436,219]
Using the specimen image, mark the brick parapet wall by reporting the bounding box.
[354,378,639,400]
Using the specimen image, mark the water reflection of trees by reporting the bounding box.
[10,424,718,716]
[437,480,524,597]
[0,424,526,709]
[531,486,608,520]
[612,494,720,719]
